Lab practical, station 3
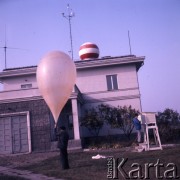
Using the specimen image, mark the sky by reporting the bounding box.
[0,0,180,113]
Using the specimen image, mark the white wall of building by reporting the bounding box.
[76,64,138,93]
[76,63,141,112]
[2,75,37,91]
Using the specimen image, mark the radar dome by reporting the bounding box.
[79,42,99,60]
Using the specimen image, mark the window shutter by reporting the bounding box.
[106,75,112,90]
[112,75,118,90]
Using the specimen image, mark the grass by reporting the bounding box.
[0,174,27,180]
[17,146,180,180]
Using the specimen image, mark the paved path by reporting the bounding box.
[0,166,63,180]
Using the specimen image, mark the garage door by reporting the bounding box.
[0,117,12,154]
[0,115,29,154]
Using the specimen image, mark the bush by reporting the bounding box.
[81,104,139,141]
[156,108,180,143]
[80,107,104,137]
[98,104,139,140]
[157,121,173,142]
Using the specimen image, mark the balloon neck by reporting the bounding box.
[54,123,57,129]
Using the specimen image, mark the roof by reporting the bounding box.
[0,55,145,79]
[3,65,37,71]
[75,55,144,70]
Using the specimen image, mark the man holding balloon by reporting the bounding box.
[56,126,70,170]
[36,51,77,170]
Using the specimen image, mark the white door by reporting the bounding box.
[0,115,29,154]
[12,115,29,153]
[0,117,12,154]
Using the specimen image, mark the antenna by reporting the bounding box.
[62,4,75,60]
[4,26,7,69]
[0,25,8,69]
[128,30,132,55]
[0,26,28,69]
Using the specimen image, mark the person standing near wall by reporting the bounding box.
[132,113,142,144]
[56,126,70,170]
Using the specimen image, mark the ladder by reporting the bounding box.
[139,112,162,151]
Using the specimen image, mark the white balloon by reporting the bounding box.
[36,51,76,126]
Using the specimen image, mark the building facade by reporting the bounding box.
[0,55,144,154]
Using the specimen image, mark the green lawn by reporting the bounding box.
[17,146,180,180]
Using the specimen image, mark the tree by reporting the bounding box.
[80,107,104,137]
[157,108,180,125]
[117,105,139,140]
[156,108,180,142]
[98,104,119,128]
[98,104,139,139]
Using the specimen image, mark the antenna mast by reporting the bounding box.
[4,25,7,69]
[0,25,8,69]
[128,30,132,55]
[62,4,75,60]
[0,26,28,69]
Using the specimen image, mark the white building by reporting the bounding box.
[0,55,144,154]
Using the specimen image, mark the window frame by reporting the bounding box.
[21,84,32,89]
[106,74,118,91]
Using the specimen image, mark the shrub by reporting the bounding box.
[80,107,104,137]
[98,104,139,140]
[156,108,180,143]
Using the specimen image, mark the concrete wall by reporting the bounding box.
[0,100,51,152]
[77,63,141,112]
[0,88,40,102]
[3,75,37,91]
[76,64,138,92]
[76,63,141,137]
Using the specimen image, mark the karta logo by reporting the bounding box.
[107,158,180,179]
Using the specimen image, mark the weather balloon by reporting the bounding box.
[36,51,76,127]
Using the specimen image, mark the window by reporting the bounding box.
[21,84,32,89]
[106,75,118,91]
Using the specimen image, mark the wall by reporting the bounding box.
[77,63,141,111]
[76,64,138,93]
[77,63,142,137]
[0,88,40,101]
[0,99,51,152]
[3,75,37,91]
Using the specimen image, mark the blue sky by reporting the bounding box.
[0,0,180,113]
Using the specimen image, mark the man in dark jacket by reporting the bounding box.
[56,126,69,169]
[132,113,142,143]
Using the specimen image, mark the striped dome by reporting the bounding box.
[79,42,99,60]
